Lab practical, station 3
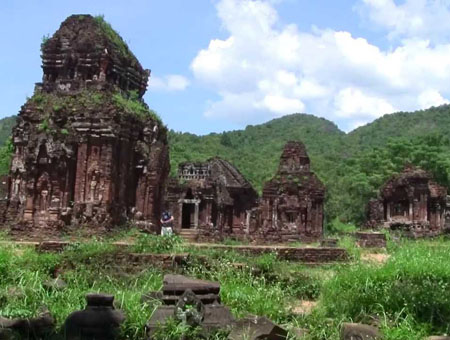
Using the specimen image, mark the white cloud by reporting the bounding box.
[190,0,450,130]
[334,88,396,118]
[148,74,190,91]
[258,94,305,115]
[359,0,450,42]
[418,89,450,109]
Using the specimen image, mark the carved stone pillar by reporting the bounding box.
[272,199,278,229]
[436,203,441,229]
[194,202,199,229]
[245,210,251,234]
[206,201,212,224]
[178,202,183,230]
[409,200,413,221]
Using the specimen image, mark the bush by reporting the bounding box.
[253,252,278,274]
[133,234,183,253]
[327,218,357,234]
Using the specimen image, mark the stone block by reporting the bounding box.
[321,238,338,247]
[341,323,381,340]
[0,309,55,338]
[356,232,387,248]
[64,293,125,340]
[228,316,288,340]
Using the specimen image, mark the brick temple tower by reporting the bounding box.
[1,15,169,236]
[258,141,326,241]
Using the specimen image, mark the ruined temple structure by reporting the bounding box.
[256,141,326,242]
[0,15,169,236]
[165,158,258,239]
[367,165,447,237]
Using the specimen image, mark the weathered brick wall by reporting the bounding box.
[195,244,349,263]
[34,240,348,264]
[355,232,387,248]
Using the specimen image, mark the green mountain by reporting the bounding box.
[347,104,450,149]
[169,113,345,192]
[170,106,450,225]
[0,116,16,145]
[1,105,450,226]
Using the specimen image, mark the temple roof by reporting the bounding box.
[41,14,149,95]
[207,158,254,189]
[263,141,325,198]
[381,165,447,199]
[178,158,254,190]
[44,15,142,66]
[278,141,310,175]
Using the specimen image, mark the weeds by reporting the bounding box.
[0,236,448,339]
[133,234,183,253]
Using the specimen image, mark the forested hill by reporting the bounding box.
[169,113,345,192]
[1,105,450,226]
[0,116,16,145]
[171,105,450,225]
[347,104,450,149]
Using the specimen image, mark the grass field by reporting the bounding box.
[0,229,449,339]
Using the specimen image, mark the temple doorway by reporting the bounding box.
[182,203,195,229]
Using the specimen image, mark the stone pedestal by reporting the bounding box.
[356,232,387,248]
[64,293,125,340]
[145,275,234,338]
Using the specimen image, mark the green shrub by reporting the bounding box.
[327,218,357,234]
[113,91,162,122]
[133,234,183,253]
[253,252,278,274]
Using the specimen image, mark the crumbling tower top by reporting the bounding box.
[40,14,150,96]
[278,141,310,175]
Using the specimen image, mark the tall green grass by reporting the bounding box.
[1,236,449,339]
[319,240,450,338]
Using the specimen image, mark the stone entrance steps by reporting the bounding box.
[178,229,198,242]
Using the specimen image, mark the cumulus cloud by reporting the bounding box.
[334,88,396,118]
[418,89,450,109]
[191,0,450,131]
[359,0,450,42]
[148,74,190,91]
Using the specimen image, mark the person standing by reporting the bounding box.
[160,211,174,236]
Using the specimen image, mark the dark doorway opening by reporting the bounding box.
[182,203,195,229]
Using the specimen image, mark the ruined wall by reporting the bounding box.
[1,15,169,237]
[171,142,326,244]
[366,166,447,237]
[165,158,258,236]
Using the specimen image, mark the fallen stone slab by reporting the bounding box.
[426,337,450,340]
[64,293,125,340]
[162,274,221,296]
[291,327,309,339]
[341,323,382,340]
[0,309,55,339]
[320,239,338,247]
[228,316,288,340]
[36,241,70,252]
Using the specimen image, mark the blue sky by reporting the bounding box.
[1,0,450,134]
